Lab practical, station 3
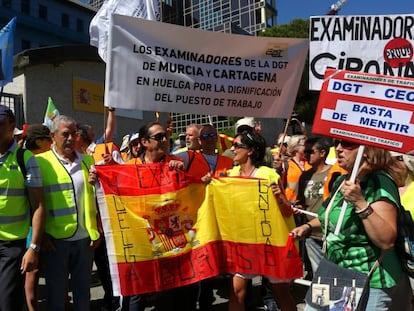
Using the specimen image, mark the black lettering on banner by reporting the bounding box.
[177,252,196,281]
[194,247,214,276]
[121,230,136,262]
[135,165,176,189]
[125,263,140,282]
[234,244,253,270]
[311,52,414,80]
[258,180,277,266]
[310,15,414,42]
[217,240,232,270]
[159,259,176,286]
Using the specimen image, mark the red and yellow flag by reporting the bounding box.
[96,164,303,296]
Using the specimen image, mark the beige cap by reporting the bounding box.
[287,135,306,154]
[391,151,414,173]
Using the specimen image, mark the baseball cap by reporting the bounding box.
[26,124,51,140]
[235,117,255,134]
[14,127,23,136]
[0,104,14,121]
[129,132,139,143]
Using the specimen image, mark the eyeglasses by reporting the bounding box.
[148,132,167,142]
[200,132,217,140]
[334,140,358,149]
[232,142,248,149]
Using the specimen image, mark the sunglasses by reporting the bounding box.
[334,139,358,149]
[148,132,167,142]
[305,149,317,155]
[232,142,248,149]
[200,132,217,140]
[394,155,404,161]
[130,140,140,147]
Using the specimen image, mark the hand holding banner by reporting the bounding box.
[95,164,303,296]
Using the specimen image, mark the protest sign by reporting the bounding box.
[104,14,308,118]
[313,69,414,154]
[309,14,414,90]
[96,164,302,295]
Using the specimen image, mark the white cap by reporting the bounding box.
[129,132,139,143]
[391,151,414,173]
[14,128,23,136]
[235,117,255,134]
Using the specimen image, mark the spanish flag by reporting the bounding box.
[96,164,302,296]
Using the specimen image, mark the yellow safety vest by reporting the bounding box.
[401,182,414,219]
[36,151,99,240]
[0,147,31,240]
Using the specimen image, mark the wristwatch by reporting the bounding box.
[356,204,374,219]
[29,243,40,253]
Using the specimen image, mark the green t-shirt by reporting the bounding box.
[319,171,402,289]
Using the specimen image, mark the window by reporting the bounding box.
[21,0,30,14]
[76,18,84,33]
[2,0,12,8]
[21,39,31,50]
[61,13,69,28]
[39,5,47,20]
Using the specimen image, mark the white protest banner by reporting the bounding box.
[309,14,414,90]
[89,0,160,62]
[312,69,414,154]
[105,15,308,118]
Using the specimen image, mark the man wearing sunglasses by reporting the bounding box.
[294,137,332,279]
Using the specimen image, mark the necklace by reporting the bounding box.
[240,166,256,177]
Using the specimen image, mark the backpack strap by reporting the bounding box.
[16,147,27,178]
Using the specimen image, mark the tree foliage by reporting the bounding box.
[260,19,319,125]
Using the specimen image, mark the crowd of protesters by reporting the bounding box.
[1,104,413,311]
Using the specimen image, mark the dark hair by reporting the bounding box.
[237,131,267,167]
[77,123,92,145]
[138,122,161,153]
[305,137,331,157]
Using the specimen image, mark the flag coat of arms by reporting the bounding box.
[96,163,302,296]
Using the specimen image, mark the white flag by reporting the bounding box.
[89,0,160,62]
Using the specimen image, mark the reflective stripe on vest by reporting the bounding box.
[0,187,26,196]
[47,206,77,218]
[0,210,30,224]
[0,147,31,240]
[36,151,100,240]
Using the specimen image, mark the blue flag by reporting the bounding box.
[0,17,16,87]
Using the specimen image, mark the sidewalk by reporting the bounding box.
[37,270,307,310]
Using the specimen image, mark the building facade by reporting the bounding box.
[182,0,277,34]
[1,0,283,142]
[0,0,94,54]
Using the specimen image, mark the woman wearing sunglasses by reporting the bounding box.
[226,131,296,311]
[292,140,412,310]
